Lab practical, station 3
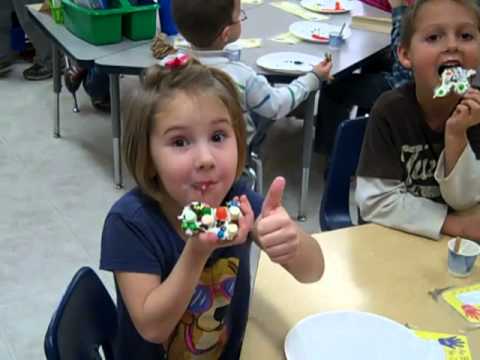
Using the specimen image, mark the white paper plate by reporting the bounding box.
[256,52,323,75]
[289,21,352,43]
[301,0,354,14]
[284,311,445,360]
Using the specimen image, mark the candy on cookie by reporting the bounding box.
[178,200,242,240]
[434,66,476,98]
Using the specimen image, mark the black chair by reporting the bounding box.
[44,267,117,360]
[319,115,369,231]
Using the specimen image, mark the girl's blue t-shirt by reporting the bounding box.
[100,181,263,360]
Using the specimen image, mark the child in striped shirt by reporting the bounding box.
[172,0,333,144]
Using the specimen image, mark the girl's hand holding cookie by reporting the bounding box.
[183,195,255,257]
[255,177,300,265]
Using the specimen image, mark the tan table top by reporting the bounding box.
[241,224,480,359]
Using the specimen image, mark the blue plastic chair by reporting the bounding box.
[44,267,117,360]
[319,115,369,231]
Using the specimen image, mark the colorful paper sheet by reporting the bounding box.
[270,32,301,44]
[442,283,480,323]
[235,38,262,48]
[173,38,262,49]
[414,330,472,360]
[270,1,329,21]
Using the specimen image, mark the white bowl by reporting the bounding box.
[284,311,444,360]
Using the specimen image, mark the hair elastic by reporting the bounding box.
[164,54,190,70]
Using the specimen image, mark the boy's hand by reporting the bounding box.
[459,212,480,242]
[255,177,300,265]
[443,211,480,243]
[188,195,255,257]
[446,88,480,137]
[312,56,333,81]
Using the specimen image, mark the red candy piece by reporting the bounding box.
[215,207,229,221]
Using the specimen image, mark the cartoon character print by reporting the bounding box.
[167,258,239,359]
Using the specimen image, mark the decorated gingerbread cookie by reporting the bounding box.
[178,200,242,240]
[434,66,476,98]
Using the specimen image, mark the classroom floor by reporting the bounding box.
[0,61,328,359]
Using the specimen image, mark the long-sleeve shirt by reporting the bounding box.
[355,83,480,239]
[189,49,321,144]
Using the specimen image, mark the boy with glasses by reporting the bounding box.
[172,0,333,144]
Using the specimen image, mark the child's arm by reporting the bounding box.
[115,239,212,344]
[239,58,331,121]
[356,176,448,239]
[114,198,255,344]
[435,88,480,210]
[253,177,325,283]
[356,177,480,241]
[441,211,480,242]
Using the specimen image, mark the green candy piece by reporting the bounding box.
[434,86,448,98]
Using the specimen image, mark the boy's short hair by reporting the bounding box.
[400,0,480,48]
[172,0,235,48]
[123,59,247,204]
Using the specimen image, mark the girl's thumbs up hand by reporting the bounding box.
[255,177,300,265]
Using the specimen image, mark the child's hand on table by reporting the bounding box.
[445,211,480,243]
[313,56,334,81]
[255,177,300,265]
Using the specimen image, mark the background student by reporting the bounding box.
[356,0,480,241]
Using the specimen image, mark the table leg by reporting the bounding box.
[249,243,261,292]
[110,74,123,189]
[298,92,316,221]
[52,44,61,138]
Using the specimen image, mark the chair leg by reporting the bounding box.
[250,152,263,194]
[247,166,256,192]
[249,242,262,298]
[349,105,359,119]
[72,92,80,113]
[64,56,81,113]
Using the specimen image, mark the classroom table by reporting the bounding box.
[241,223,480,359]
[95,0,390,217]
[27,5,149,186]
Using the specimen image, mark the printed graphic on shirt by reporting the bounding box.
[400,144,442,201]
[167,257,239,359]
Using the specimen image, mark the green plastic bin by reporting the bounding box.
[62,0,124,45]
[120,0,158,41]
[61,0,158,45]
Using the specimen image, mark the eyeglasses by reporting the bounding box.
[232,9,247,24]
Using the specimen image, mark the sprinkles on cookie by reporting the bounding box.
[178,200,242,240]
[434,66,476,98]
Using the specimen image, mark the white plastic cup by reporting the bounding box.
[447,238,480,277]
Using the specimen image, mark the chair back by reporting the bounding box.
[319,116,368,231]
[44,267,117,360]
